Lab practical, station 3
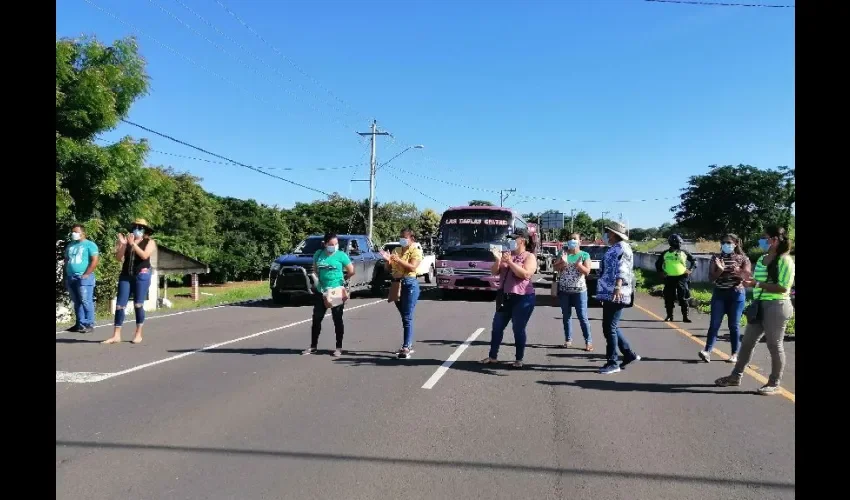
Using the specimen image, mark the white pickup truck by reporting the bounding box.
[380,241,436,283]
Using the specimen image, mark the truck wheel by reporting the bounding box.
[271,290,288,305]
[425,265,434,284]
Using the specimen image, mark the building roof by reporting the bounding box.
[152,245,210,274]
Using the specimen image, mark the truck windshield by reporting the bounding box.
[583,246,608,260]
[439,211,512,248]
[293,237,350,255]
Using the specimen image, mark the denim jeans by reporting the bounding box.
[558,290,591,343]
[114,272,153,327]
[66,274,95,328]
[395,277,420,348]
[704,288,746,353]
[601,301,636,364]
[489,293,536,361]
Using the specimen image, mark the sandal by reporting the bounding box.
[479,357,498,364]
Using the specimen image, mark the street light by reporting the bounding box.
[376,144,425,172]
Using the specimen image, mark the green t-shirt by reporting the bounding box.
[313,249,352,293]
[558,250,590,265]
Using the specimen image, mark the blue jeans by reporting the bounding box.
[705,287,746,353]
[114,272,153,327]
[558,290,592,343]
[66,274,95,328]
[489,293,536,361]
[601,301,636,364]
[395,278,420,348]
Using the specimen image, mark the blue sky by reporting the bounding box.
[57,0,795,229]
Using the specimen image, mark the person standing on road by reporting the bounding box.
[380,228,423,359]
[102,219,157,345]
[554,233,593,351]
[596,221,640,375]
[63,223,100,333]
[655,234,697,322]
[699,234,750,363]
[480,228,538,369]
[715,225,795,395]
[303,233,355,357]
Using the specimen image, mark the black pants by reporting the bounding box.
[663,275,690,311]
[310,293,345,349]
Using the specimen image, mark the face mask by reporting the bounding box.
[758,238,771,251]
[399,238,410,247]
[326,245,338,254]
[566,239,578,250]
[507,240,518,251]
[602,233,609,245]
[720,243,734,254]
[133,229,145,239]
[70,232,81,241]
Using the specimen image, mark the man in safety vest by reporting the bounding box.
[655,234,697,322]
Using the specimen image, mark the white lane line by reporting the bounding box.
[421,327,485,390]
[56,299,384,383]
[55,304,232,334]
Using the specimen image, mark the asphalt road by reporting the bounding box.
[56,278,795,500]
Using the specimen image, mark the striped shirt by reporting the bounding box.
[752,254,795,301]
[713,252,749,290]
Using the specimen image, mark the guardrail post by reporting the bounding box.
[191,273,200,302]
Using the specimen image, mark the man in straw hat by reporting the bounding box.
[595,220,641,375]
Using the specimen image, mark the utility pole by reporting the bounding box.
[569,208,577,234]
[601,211,609,241]
[356,120,390,242]
[499,189,516,207]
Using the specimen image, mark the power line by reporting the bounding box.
[645,0,794,8]
[383,169,447,208]
[120,119,330,196]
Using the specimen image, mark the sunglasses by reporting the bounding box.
[132,226,146,231]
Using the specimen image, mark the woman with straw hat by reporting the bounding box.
[102,219,158,345]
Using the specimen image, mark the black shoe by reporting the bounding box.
[681,307,692,323]
[663,314,673,322]
[79,326,94,334]
[65,325,81,333]
[620,353,642,369]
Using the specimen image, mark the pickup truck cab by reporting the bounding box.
[375,241,436,285]
[570,244,637,307]
[269,234,383,304]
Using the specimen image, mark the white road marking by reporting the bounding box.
[421,327,485,390]
[55,304,231,334]
[56,299,384,383]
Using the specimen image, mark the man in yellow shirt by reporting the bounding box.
[380,228,423,359]
[655,234,697,322]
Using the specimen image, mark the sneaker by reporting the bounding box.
[714,375,741,387]
[80,325,94,334]
[66,325,81,333]
[563,341,572,348]
[698,350,711,363]
[599,363,621,375]
[331,349,342,358]
[398,348,414,359]
[620,354,641,369]
[727,354,738,363]
[301,347,317,355]
[757,384,780,396]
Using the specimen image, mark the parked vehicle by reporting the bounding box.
[269,234,383,304]
[374,239,437,286]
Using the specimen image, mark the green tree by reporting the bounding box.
[563,211,596,240]
[417,208,441,239]
[468,200,494,206]
[671,164,795,244]
[56,35,151,306]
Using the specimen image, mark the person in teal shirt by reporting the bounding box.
[64,223,100,333]
[303,233,355,357]
[553,233,593,351]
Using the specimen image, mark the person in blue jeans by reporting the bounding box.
[102,219,158,345]
[63,223,100,333]
[381,228,423,359]
[554,233,593,351]
[699,235,750,363]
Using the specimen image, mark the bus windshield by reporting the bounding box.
[439,210,513,248]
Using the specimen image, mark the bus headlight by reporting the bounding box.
[436,267,454,276]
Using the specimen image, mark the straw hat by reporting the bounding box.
[130,218,154,234]
[604,220,629,241]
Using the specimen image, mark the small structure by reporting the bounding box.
[109,244,210,313]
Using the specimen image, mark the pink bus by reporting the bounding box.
[435,206,538,294]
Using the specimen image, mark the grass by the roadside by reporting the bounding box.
[632,240,721,253]
[634,269,795,335]
[58,281,271,326]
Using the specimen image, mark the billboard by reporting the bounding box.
[539,211,564,230]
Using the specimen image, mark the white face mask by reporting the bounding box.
[70,232,81,241]
[326,244,338,254]
[507,239,518,251]
[399,238,410,247]
[133,229,145,239]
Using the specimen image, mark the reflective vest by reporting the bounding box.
[663,250,687,276]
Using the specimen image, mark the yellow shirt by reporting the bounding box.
[391,244,424,278]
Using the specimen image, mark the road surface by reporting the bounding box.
[56,279,795,500]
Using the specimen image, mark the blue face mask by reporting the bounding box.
[507,240,518,251]
[758,238,771,251]
[721,243,734,254]
[602,233,610,245]
[133,229,145,239]
[399,238,410,247]
[566,239,578,250]
[326,244,338,254]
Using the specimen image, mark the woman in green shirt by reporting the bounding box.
[715,225,794,395]
[302,233,355,357]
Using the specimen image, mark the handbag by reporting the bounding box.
[744,288,764,324]
[387,279,402,303]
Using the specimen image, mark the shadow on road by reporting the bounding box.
[54,439,795,491]
[55,338,103,344]
[538,379,752,395]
